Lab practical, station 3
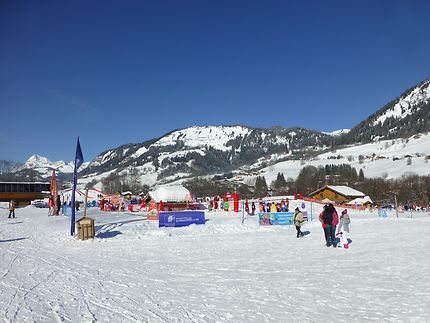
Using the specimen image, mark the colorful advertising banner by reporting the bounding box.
[50,170,58,211]
[258,212,294,226]
[159,211,205,227]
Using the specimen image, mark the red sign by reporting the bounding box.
[147,203,159,220]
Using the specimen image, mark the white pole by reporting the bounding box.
[310,202,313,221]
[394,194,399,218]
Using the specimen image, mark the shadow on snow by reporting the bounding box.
[0,237,28,243]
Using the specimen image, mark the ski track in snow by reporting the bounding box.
[0,205,429,322]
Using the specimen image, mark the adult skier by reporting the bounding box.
[319,204,339,247]
[293,207,305,238]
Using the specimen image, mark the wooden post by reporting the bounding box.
[83,189,89,218]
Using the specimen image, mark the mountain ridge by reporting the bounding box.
[2,77,429,187]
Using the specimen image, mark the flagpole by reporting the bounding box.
[71,167,77,235]
[71,137,84,236]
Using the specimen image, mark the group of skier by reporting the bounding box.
[293,203,351,248]
[318,203,351,248]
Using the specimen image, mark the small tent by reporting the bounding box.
[146,185,191,203]
[347,196,373,206]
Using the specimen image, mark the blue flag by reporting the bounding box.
[75,138,84,169]
[71,138,84,236]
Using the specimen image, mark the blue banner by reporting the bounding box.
[159,211,205,227]
[258,212,294,225]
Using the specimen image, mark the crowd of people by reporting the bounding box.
[47,195,82,216]
[252,199,290,214]
[318,204,351,248]
[208,198,291,215]
[100,197,150,212]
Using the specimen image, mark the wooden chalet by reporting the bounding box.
[310,185,365,203]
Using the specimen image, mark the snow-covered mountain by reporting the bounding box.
[339,78,430,144]
[323,129,350,136]
[0,160,22,174]
[13,155,89,179]
[251,131,430,185]
[4,77,430,187]
[373,80,430,126]
[79,125,332,186]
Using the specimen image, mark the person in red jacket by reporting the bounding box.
[48,196,54,216]
[319,203,339,247]
[140,199,147,211]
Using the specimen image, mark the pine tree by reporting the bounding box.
[254,176,268,197]
[272,172,287,195]
[358,169,365,182]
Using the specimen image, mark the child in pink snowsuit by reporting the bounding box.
[336,209,351,248]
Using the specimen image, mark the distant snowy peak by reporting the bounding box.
[373,79,430,126]
[21,155,62,172]
[17,154,89,177]
[26,155,51,167]
[324,129,350,136]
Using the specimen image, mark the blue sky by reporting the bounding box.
[1,0,429,162]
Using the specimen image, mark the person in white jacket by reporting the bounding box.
[336,209,351,248]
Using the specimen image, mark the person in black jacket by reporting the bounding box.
[319,204,339,247]
[55,195,61,215]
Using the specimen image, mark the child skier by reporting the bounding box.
[336,209,351,248]
[293,207,305,238]
[251,202,256,215]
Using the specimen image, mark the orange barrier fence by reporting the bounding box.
[303,197,366,211]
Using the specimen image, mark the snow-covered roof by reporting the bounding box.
[147,185,191,202]
[347,196,373,205]
[321,198,334,203]
[311,185,365,198]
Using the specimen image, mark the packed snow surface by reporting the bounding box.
[1,204,429,322]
